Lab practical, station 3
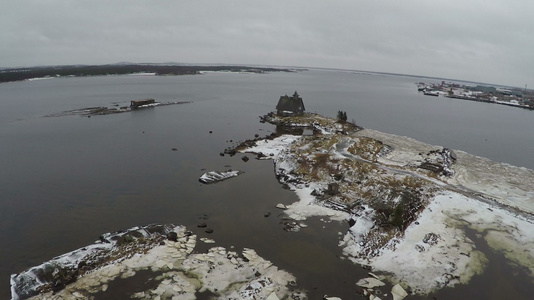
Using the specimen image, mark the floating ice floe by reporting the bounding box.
[198,170,243,184]
[355,277,386,288]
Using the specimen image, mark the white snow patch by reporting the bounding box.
[243,134,301,158]
[342,191,534,294]
[356,129,534,214]
[17,226,299,299]
[347,206,375,245]
[285,187,348,222]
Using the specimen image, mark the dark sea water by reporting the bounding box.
[1,70,533,299]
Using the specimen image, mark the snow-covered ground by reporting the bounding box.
[243,128,534,294]
[11,225,301,300]
[357,129,534,214]
[343,190,534,294]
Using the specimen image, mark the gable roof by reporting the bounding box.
[276,91,305,113]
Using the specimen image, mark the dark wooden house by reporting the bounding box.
[130,99,155,109]
[276,91,305,116]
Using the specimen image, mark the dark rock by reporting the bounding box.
[264,212,272,218]
[281,220,300,232]
[167,231,178,241]
[423,232,441,245]
[326,183,340,195]
[209,131,213,134]
[205,228,214,234]
[255,271,262,277]
[172,148,178,151]
[419,162,444,173]
[197,222,207,228]
[347,216,356,227]
[242,156,249,162]
[224,148,237,156]
[219,152,225,156]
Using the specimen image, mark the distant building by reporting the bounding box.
[276,91,305,116]
[130,99,155,109]
[470,85,497,93]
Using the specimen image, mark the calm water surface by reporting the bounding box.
[1,70,533,299]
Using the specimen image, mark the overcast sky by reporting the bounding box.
[1,0,532,87]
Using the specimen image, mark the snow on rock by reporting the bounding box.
[11,225,302,300]
[346,206,375,245]
[285,187,348,222]
[242,134,301,159]
[446,150,534,214]
[243,118,534,295]
[391,284,408,300]
[11,224,179,300]
[343,191,534,294]
[356,129,534,214]
[266,292,281,300]
[198,170,243,184]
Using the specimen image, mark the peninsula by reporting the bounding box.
[239,106,534,295]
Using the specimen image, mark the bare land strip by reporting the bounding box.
[0,64,298,83]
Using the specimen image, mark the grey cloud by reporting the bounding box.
[1,0,533,86]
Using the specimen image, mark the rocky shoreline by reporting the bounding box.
[10,224,303,300]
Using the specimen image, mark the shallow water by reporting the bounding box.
[1,71,533,299]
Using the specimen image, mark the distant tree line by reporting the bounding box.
[0,64,294,83]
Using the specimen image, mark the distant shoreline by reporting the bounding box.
[0,64,299,84]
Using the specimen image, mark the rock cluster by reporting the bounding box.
[418,147,457,177]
